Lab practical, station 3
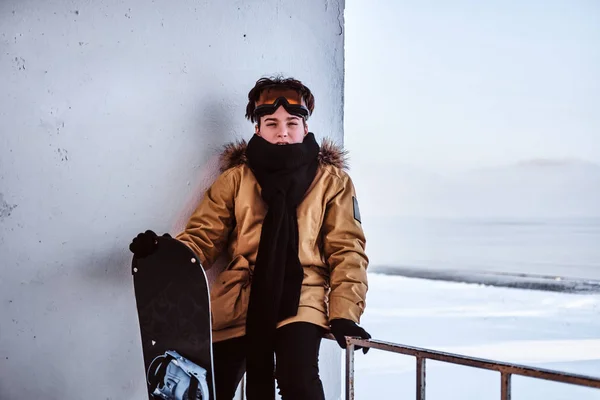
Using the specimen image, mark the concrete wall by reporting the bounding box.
[0,0,345,398]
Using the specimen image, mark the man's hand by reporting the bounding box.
[129,230,171,258]
[330,318,371,354]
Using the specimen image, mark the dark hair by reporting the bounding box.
[245,76,315,124]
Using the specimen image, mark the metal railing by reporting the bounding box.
[341,336,600,400]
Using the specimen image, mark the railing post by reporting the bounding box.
[416,357,426,400]
[345,339,355,400]
[501,372,512,400]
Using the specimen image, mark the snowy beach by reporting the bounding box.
[355,273,600,399]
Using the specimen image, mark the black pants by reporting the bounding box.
[212,322,326,400]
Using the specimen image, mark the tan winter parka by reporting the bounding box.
[176,138,369,343]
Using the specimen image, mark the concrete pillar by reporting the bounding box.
[0,0,345,398]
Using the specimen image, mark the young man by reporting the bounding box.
[130,76,370,400]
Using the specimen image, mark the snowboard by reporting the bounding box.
[132,236,216,400]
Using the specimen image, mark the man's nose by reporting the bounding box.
[277,129,288,137]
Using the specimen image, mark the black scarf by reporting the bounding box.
[244,132,320,399]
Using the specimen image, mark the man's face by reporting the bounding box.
[255,106,308,145]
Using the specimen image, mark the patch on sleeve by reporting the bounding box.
[353,196,361,223]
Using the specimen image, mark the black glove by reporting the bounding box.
[330,318,371,354]
[129,230,171,258]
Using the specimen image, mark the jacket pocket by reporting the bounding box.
[300,283,329,315]
[210,268,251,331]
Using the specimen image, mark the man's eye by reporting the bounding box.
[266,124,276,127]
[288,122,298,126]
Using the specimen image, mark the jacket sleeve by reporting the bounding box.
[175,169,237,270]
[322,173,369,324]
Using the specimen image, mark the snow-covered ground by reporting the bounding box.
[355,273,600,399]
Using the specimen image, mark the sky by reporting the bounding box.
[344,0,600,172]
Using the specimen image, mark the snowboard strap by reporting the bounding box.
[148,352,174,390]
[187,376,199,400]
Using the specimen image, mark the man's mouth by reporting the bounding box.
[276,142,288,145]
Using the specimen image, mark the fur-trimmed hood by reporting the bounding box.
[219,136,349,172]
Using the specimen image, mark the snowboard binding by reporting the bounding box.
[147,350,210,400]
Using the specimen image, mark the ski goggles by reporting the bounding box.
[254,88,310,120]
